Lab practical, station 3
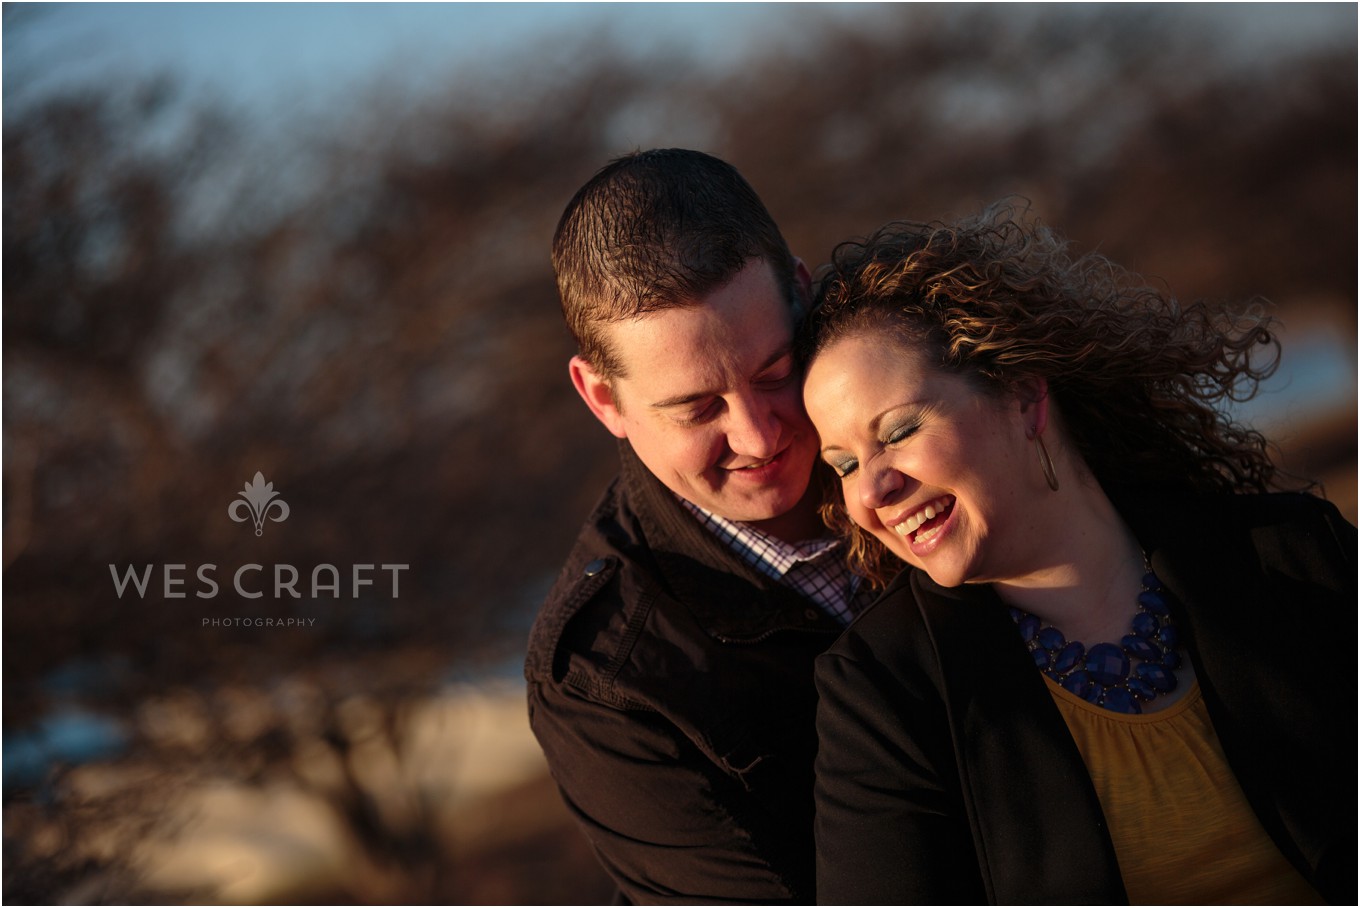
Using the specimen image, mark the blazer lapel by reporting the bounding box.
[1142,505,1342,890]
[912,572,1128,904]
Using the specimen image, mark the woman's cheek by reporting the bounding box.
[844,493,884,536]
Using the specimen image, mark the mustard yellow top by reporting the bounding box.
[1047,680,1322,905]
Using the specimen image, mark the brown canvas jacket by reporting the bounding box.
[525,441,843,904]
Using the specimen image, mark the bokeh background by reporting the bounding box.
[4,3,1355,903]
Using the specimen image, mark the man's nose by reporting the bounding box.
[725,395,782,460]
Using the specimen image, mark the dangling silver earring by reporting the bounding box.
[1034,432,1059,492]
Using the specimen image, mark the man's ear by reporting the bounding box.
[569,355,628,439]
[1014,376,1050,436]
[789,257,815,321]
[794,257,813,300]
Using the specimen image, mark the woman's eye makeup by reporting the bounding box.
[883,420,919,445]
[826,456,858,478]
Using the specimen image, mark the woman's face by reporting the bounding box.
[803,330,1048,589]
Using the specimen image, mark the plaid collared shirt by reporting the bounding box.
[679,498,866,627]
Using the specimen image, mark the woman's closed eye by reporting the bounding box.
[825,455,859,479]
[884,421,919,445]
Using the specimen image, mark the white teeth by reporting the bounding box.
[892,497,952,540]
[915,523,945,544]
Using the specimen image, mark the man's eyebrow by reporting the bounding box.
[753,344,795,375]
[649,345,794,411]
[650,390,714,411]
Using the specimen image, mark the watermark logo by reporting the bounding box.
[111,469,408,607]
[228,472,289,536]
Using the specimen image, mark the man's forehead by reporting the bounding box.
[609,307,794,399]
[604,258,793,378]
[623,333,794,407]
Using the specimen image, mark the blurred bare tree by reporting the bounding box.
[4,5,1354,903]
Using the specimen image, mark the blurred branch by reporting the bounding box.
[3,8,1353,902]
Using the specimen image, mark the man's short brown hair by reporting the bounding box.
[552,149,796,378]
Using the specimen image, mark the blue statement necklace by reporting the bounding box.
[1009,568,1181,714]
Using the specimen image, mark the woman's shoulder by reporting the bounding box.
[1189,490,1355,557]
[1135,489,1356,597]
[1230,491,1356,583]
[1208,489,1350,523]
[825,567,997,674]
[817,569,950,706]
[836,567,925,637]
[1128,488,1352,544]
[819,571,921,670]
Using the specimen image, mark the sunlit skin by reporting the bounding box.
[804,328,1197,706]
[803,331,1052,591]
[571,258,823,543]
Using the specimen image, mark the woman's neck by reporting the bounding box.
[992,479,1146,644]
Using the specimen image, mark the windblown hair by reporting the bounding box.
[800,202,1284,587]
[552,148,797,378]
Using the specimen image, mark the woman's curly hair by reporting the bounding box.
[798,201,1285,588]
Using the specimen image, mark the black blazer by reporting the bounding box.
[814,492,1356,905]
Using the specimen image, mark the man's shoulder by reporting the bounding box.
[526,477,632,678]
[523,472,834,706]
[523,476,704,698]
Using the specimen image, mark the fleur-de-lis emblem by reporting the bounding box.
[228,472,290,536]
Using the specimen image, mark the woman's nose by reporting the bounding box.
[859,460,905,510]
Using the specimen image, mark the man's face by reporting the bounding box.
[571,259,819,539]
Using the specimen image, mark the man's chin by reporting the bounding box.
[719,486,809,524]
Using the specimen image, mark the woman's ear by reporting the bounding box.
[1014,376,1050,437]
[569,355,628,439]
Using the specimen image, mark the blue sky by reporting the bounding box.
[3,3,883,120]
[5,3,1350,123]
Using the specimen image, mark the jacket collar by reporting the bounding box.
[1122,493,1335,887]
[902,491,1343,902]
[618,440,842,641]
[905,570,1129,904]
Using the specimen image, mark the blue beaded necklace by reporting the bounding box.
[1009,568,1182,714]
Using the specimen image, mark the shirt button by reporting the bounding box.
[583,558,609,577]
[804,608,820,622]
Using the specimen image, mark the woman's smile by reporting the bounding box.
[888,494,956,541]
[804,332,1046,588]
